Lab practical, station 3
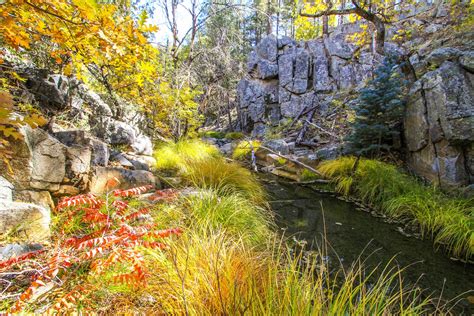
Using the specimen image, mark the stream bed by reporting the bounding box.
[263,176,474,314]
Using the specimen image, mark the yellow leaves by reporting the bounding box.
[0,91,14,110]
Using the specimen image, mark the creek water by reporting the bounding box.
[263,176,474,314]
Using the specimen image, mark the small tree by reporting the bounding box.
[346,54,406,157]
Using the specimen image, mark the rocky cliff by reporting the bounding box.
[0,60,159,246]
[237,24,473,187]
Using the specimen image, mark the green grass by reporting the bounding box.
[224,131,245,140]
[319,157,474,259]
[154,139,220,172]
[11,143,447,314]
[199,130,226,139]
[183,189,272,245]
[232,139,261,160]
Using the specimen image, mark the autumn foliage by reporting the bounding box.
[0,186,182,313]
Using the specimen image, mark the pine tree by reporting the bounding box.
[346,54,406,157]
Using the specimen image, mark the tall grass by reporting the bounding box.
[184,157,266,205]
[184,189,273,245]
[319,157,474,259]
[154,139,266,205]
[112,230,435,315]
[154,139,220,172]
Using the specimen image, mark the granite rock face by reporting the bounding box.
[238,28,474,187]
[237,24,381,137]
[404,50,474,187]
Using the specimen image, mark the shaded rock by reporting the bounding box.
[53,185,81,197]
[460,51,474,72]
[110,152,134,168]
[0,200,50,241]
[90,167,158,194]
[264,139,290,155]
[90,138,110,166]
[425,47,462,69]
[315,145,340,160]
[0,243,43,261]
[0,176,13,201]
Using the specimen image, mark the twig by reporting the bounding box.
[259,145,324,177]
[304,120,338,138]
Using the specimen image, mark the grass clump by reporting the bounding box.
[199,130,226,139]
[184,157,266,205]
[232,139,261,160]
[184,189,272,245]
[300,169,321,181]
[154,139,220,172]
[319,157,474,259]
[224,131,245,140]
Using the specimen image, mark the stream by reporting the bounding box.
[263,176,474,314]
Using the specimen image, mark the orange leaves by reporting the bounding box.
[57,193,102,210]
[147,188,180,202]
[113,185,154,197]
[0,249,46,269]
[4,185,183,312]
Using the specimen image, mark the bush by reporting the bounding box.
[319,157,474,259]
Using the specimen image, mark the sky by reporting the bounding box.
[146,0,200,44]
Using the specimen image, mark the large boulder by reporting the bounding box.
[0,126,66,192]
[404,52,474,186]
[0,176,13,201]
[89,167,158,194]
[15,190,55,211]
[0,200,50,241]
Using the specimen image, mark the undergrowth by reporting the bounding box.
[0,142,451,313]
[232,139,261,160]
[319,157,474,259]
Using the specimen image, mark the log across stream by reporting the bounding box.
[262,175,474,314]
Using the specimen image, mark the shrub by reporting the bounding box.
[199,130,226,139]
[1,186,182,313]
[319,157,474,259]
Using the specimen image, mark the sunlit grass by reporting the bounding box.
[183,157,266,205]
[154,139,220,172]
[319,157,474,259]
[232,139,261,160]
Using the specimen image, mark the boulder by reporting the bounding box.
[459,51,474,72]
[91,138,110,166]
[132,133,153,156]
[0,200,50,241]
[256,35,278,62]
[0,126,66,191]
[0,243,43,261]
[24,70,67,111]
[263,139,290,155]
[90,167,158,194]
[15,190,55,211]
[425,47,462,69]
[0,176,13,201]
